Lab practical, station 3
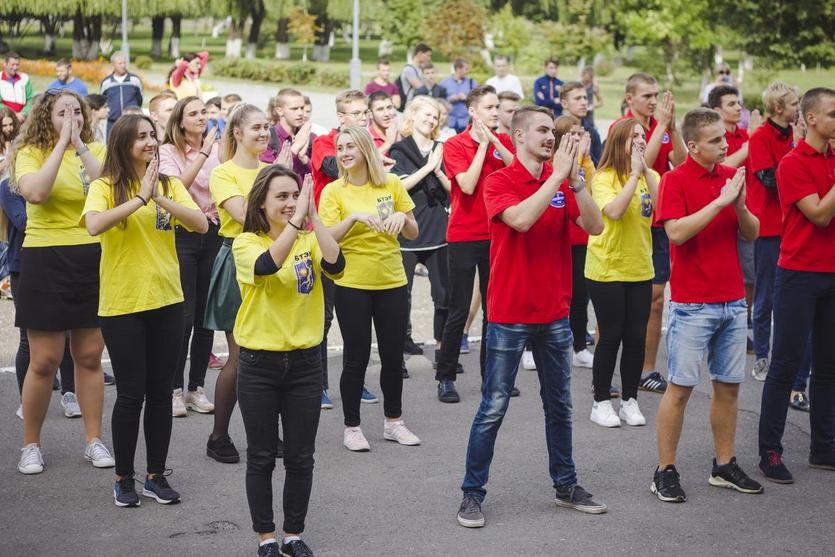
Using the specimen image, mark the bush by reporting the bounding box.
[594,59,616,77]
[317,68,348,88]
[286,63,317,84]
[20,58,112,84]
[212,58,348,88]
[134,55,153,70]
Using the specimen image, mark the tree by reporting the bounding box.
[424,0,487,59]
[288,6,319,62]
[380,0,442,60]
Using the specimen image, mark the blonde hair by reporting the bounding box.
[762,81,799,115]
[335,126,387,187]
[220,103,264,162]
[400,96,441,140]
[335,90,367,112]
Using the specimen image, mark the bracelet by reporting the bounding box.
[76,144,89,156]
[135,194,148,206]
[569,180,586,193]
[287,220,303,231]
[198,151,209,158]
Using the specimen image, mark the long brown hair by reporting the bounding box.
[553,114,580,145]
[220,103,264,163]
[163,95,202,153]
[100,114,171,228]
[597,118,641,183]
[0,106,21,144]
[243,165,301,234]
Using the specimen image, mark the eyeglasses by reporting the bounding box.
[718,70,731,76]
[44,87,65,96]
[339,110,370,118]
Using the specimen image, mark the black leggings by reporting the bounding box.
[238,346,322,535]
[335,285,408,427]
[569,245,590,353]
[174,224,223,391]
[101,303,184,477]
[587,279,652,402]
[402,246,449,342]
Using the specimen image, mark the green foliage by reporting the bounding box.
[286,62,317,83]
[594,59,616,77]
[516,20,610,74]
[379,0,442,57]
[211,57,345,87]
[133,54,154,69]
[491,4,531,60]
[317,67,349,88]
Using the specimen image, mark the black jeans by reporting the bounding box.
[759,269,835,458]
[335,285,408,427]
[436,240,489,382]
[569,245,590,353]
[402,247,449,342]
[320,274,335,390]
[10,272,75,395]
[587,279,652,401]
[174,224,223,391]
[238,346,322,535]
[101,303,184,477]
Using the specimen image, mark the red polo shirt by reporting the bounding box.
[725,125,750,158]
[369,125,387,152]
[443,126,515,242]
[483,158,579,324]
[747,119,794,237]
[311,128,339,205]
[655,156,744,303]
[776,139,835,272]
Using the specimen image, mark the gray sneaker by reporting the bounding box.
[61,392,82,418]
[554,484,608,514]
[751,358,769,382]
[457,495,485,528]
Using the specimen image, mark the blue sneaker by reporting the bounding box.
[113,476,140,507]
[361,386,379,404]
[142,473,181,504]
[460,336,470,354]
[321,389,334,410]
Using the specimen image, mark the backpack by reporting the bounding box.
[397,63,418,112]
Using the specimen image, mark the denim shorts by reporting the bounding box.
[665,299,748,387]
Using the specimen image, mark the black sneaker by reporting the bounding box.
[651,465,687,502]
[456,495,485,528]
[257,542,281,557]
[142,472,181,504]
[809,449,835,471]
[709,457,763,494]
[280,539,314,557]
[456,363,464,374]
[759,450,794,484]
[103,372,116,385]
[401,362,410,379]
[403,336,424,355]
[207,434,240,463]
[438,380,460,403]
[113,476,140,507]
[510,386,520,397]
[554,484,607,514]
[638,371,668,393]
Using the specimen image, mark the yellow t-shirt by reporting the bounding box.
[233,231,343,351]
[81,177,199,316]
[585,167,657,282]
[319,174,415,290]
[209,160,267,238]
[15,143,106,247]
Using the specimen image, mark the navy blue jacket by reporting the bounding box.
[100,72,144,124]
[533,75,564,116]
[0,177,26,274]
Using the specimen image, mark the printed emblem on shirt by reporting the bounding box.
[640,190,652,218]
[662,132,670,144]
[155,203,172,231]
[293,252,315,294]
[80,166,92,195]
[493,148,503,160]
[376,195,395,221]
[550,191,566,209]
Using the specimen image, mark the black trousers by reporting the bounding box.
[174,224,223,391]
[569,245,590,353]
[436,240,489,382]
[335,285,408,427]
[402,246,449,342]
[238,346,322,535]
[587,279,652,401]
[101,303,183,477]
[10,272,75,395]
[320,275,335,390]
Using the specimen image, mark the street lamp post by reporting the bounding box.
[349,0,361,89]
[121,0,130,62]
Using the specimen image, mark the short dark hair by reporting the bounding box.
[423,62,435,71]
[368,90,393,110]
[510,105,553,137]
[800,87,835,120]
[498,91,521,103]
[376,57,389,67]
[560,81,586,100]
[466,85,497,108]
[681,107,722,144]
[4,52,21,62]
[56,58,71,69]
[453,58,468,70]
[223,93,242,104]
[85,94,107,111]
[707,85,740,109]
[414,43,432,55]
[206,96,222,109]
[625,72,657,95]
[545,57,559,67]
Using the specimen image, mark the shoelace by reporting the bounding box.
[659,468,681,491]
[20,445,42,467]
[461,496,482,514]
[564,485,593,502]
[149,469,175,489]
[89,439,112,460]
[283,540,314,557]
[117,476,137,494]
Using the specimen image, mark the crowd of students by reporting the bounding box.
[1,45,834,557]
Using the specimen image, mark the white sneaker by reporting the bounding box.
[184,386,215,414]
[751,358,769,382]
[590,400,621,428]
[522,350,536,370]
[572,349,594,368]
[172,389,187,417]
[85,438,115,468]
[16,404,23,420]
[383,419,421,446]
[18,443,44,474]
[61,392,82,418]
[618,398,646,426]
[343,427,371,452]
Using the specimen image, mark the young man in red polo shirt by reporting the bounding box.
[456,106,605,528]
[652,107,763,503]
[615,73,686,395]
[758,87,835,483]
[367,90,399,156]
[747,81,800,383]
[435,85,514,403]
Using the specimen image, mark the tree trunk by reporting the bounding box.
[274,17,290,60]
[72,8,86,59]
[85,15,102,60]
[246,0,266,59]
[169,14,182,58]
[225,18,243,59]
[40,16,62,55]
[151,15,165,58]
[311,0,332,61]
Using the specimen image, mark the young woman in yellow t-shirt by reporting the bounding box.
[12,89,114,475]
[205,104,271,464]
[233,166,343,557]
[319,126,422,452]
[83,114,208,507]
[585,118,659,429]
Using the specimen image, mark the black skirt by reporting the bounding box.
[15,243,101,331]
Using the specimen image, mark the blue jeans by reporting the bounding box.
[462,319,576,500]
[759,269,835,458]
[752,237,780,359]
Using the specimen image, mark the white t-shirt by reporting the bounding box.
[486,74,524,98]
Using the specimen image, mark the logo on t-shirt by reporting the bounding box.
[79,166,92,195]
[550,191,566,209]
[376,195,395,221]
[293,252,315,294]
[155,203,172,231]
[640,190,652,218]
[662,132,670,145]
[493,148,503,160]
